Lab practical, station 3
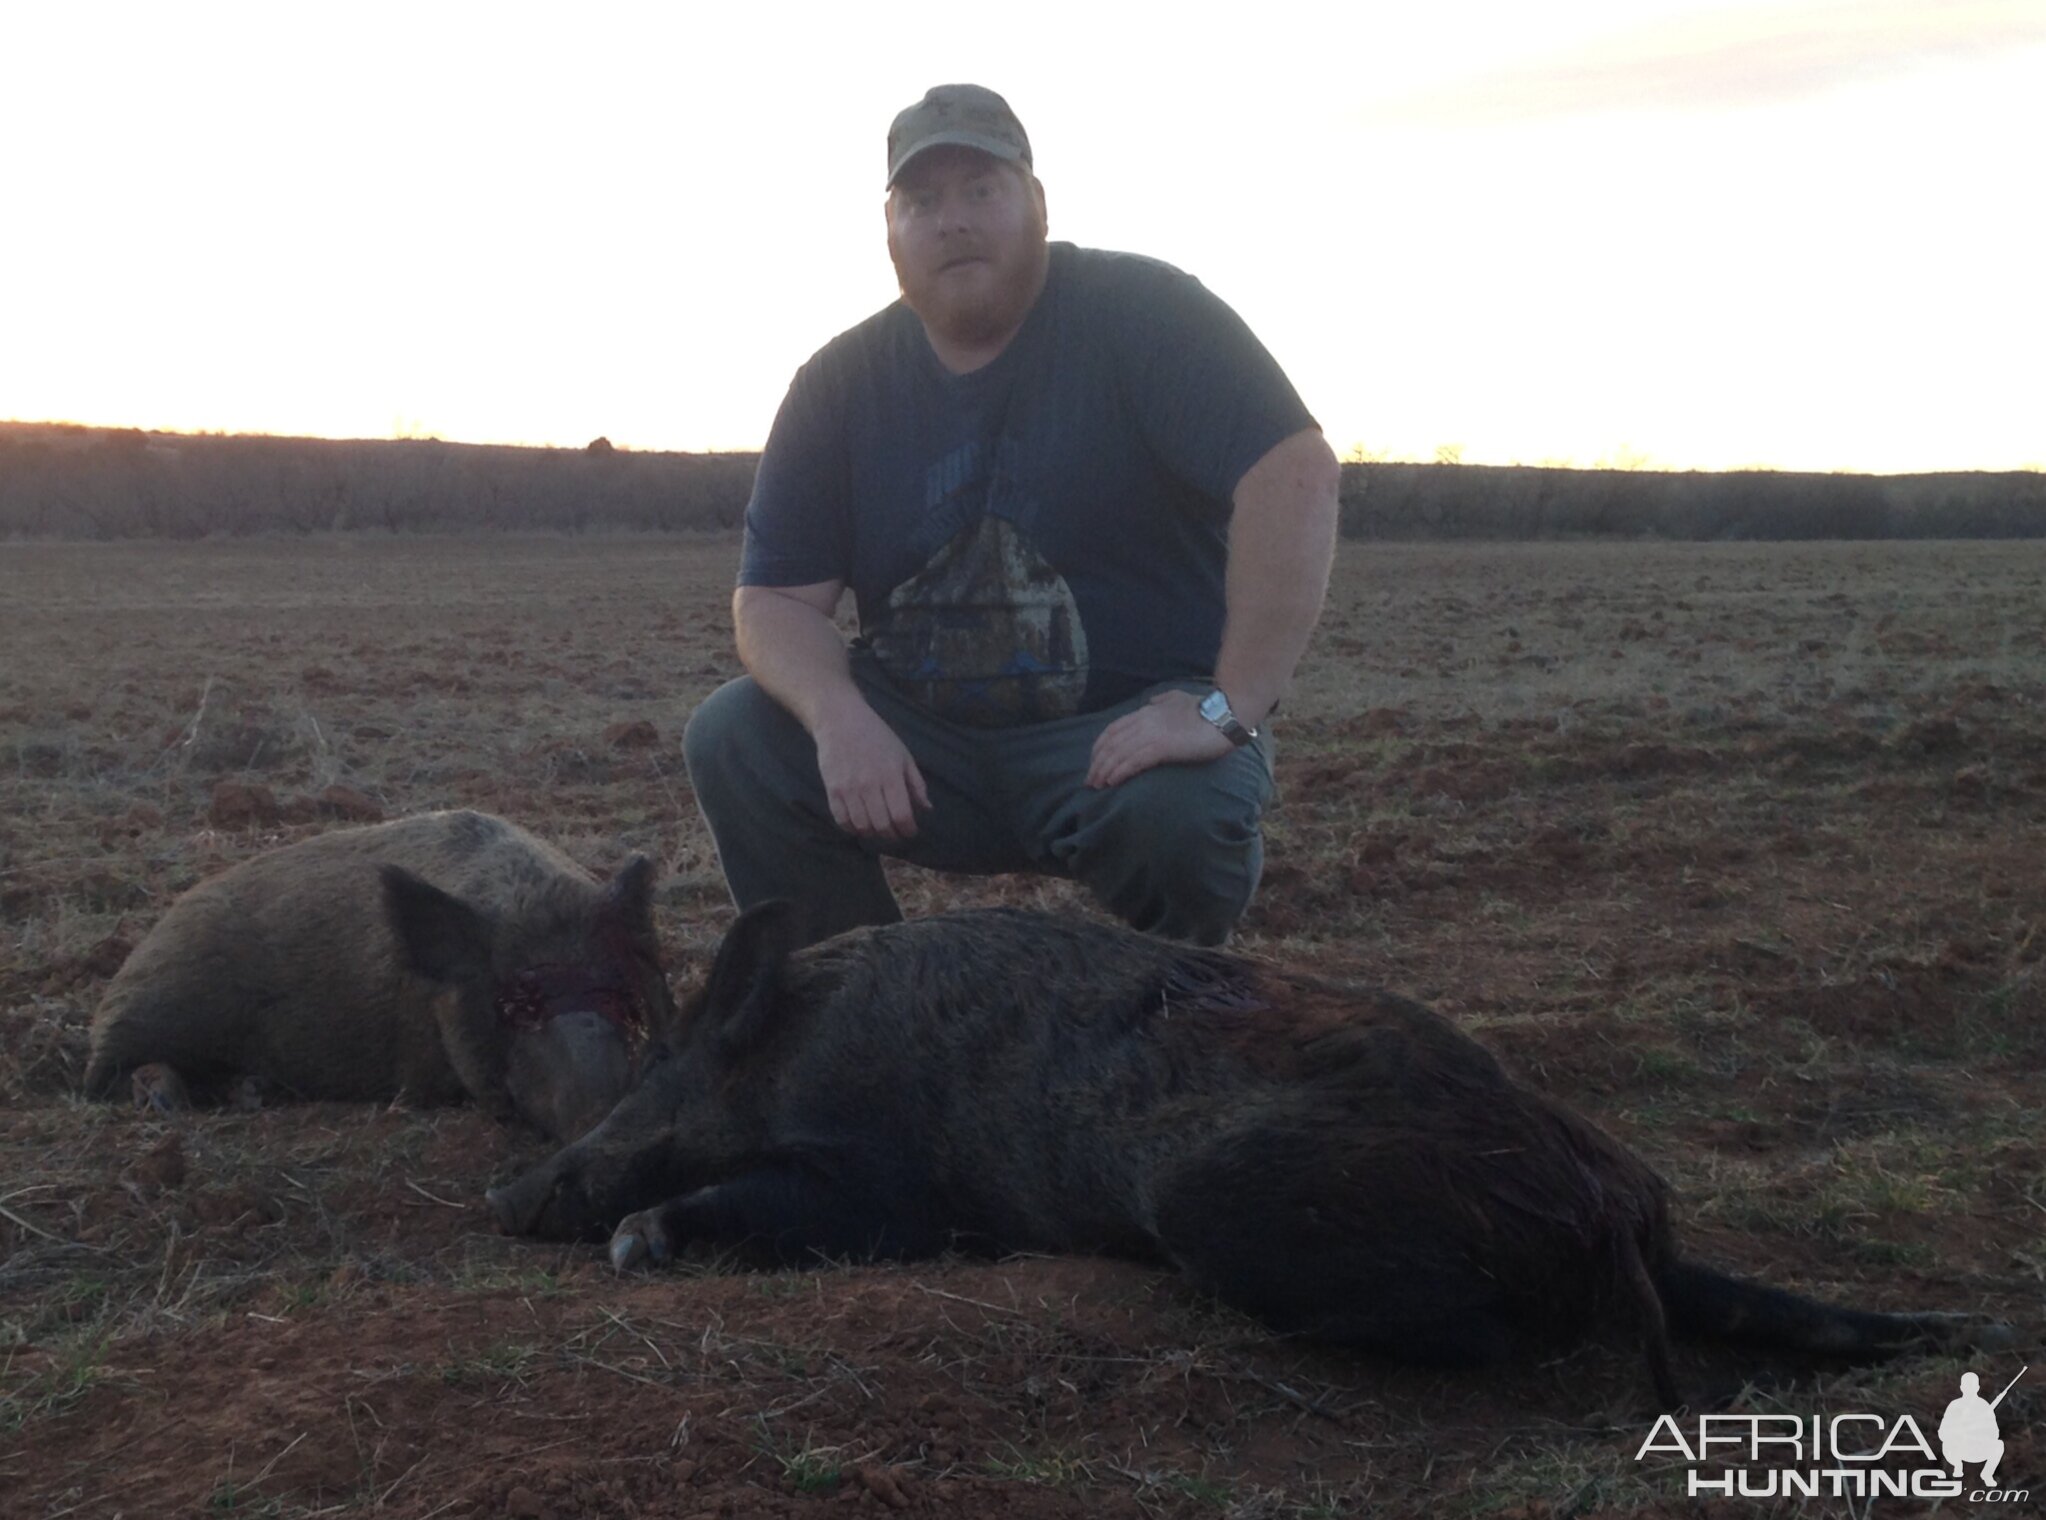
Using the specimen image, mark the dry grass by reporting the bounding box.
[2,534,2042,1516]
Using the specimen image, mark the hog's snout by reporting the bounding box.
[484,1182,526,1235]
[505,1010,635,1143]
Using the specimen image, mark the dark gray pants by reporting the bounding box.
[682,654,1273,948]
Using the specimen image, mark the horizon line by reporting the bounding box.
[4,417,2041,480]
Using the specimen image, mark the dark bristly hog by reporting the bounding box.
[85,810,675,1140]
[489,905,2014,1405]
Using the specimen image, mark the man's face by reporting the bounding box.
[886,146,1049,353]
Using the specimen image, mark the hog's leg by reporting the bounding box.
[380,867,514,1118]
[1152,1133,1517,1367]
[130,1063,279,1115]
[129,1063,194,1114]
[609,1159,944,1272]
[419,990,515,1120]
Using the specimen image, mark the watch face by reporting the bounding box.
[1199,689,1230,724]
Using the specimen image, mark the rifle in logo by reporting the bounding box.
[1940,1366,2026,1487]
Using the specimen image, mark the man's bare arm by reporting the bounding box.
[1087,428,1340,788]
[1212,427,1342,726]
[732,582,930,840]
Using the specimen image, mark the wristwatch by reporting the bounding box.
[1198,688,1257,746]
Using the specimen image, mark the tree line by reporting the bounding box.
[0,427,756,538]
[1343,461,2046,541]
[3,424,2041,540]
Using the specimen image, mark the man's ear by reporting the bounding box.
[700,900,800,1056]
[382,866,492,984]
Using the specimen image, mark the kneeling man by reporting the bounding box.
[686,84,1339,948]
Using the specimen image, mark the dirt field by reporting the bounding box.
[2,535,2041,1518]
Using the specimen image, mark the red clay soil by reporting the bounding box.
[6,538,2045,1517]
[4,1091,2037,1519]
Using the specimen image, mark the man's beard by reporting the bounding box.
[891,227,1048,351]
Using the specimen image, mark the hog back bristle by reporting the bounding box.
[1147,966,1673,1353]
[500,905,2009,1400]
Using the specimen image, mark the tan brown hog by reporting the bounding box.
[84,810,675,1140]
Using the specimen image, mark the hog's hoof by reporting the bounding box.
[609,1208,672,1273]
[130,1064,193,1115]
[229,1075,276,1112]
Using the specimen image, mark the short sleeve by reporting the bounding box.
[1110,262,1318,503]
[738,357,853,589]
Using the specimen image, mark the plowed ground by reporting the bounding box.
[3,536,2041,1517]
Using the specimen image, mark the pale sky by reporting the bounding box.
[4,0,2043,472]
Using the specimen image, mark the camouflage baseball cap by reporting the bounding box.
[886,84,1032,187]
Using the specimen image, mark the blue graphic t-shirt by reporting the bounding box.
[739,242,1317,717]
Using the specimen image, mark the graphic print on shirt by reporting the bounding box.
[863,436,1088,727]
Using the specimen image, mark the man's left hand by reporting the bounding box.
[1086,689,1234,789]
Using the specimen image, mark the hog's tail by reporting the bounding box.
[1654,1257,2005,1361]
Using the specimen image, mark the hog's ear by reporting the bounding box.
[701,900,799,1055]
[599,855,663,960]
[381,866,493,985]
[600,855,657,930]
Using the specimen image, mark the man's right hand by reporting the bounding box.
[732,580,932,841]
[812,697,931,841]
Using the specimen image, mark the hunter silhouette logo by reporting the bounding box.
[1940,1366,2025,1488]
[1635,1364,2030,1502]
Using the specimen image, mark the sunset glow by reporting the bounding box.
[5,0,2042,472]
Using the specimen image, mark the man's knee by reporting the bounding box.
[1102,761,1262,852]
[1058,760,1267,944]
[683,678,806,800]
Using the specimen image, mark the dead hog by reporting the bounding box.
[85,810,675,1140]
[488,906,2011,1404]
